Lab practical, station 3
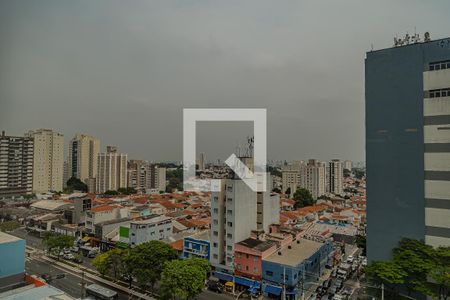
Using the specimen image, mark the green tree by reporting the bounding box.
[293,188,314,208]
[364,261,407,286]
[160,258,208,300]
[393,239,436,296]
[92,249,128,279]
[0,220,20,232]
[343,168,351,178]
[65,177,88,193]
[42,233,75,259]
[117,187,137,195]
[104,190,119,196]
[166,167,183,192]
[126,240,178,291]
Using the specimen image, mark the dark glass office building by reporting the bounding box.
[365,37,450,261]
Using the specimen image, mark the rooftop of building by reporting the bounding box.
[187,230,210,241]
[367,36,450,54]
[237,238,275,252]
[264,238,323,267]
[0,283,74,300]
[30,200,72,211]
[131,214,172,224]
[0,232,22,244]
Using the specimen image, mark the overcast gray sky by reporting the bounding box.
[1,1,450,163]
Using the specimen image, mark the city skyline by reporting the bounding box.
[3,1,450,162]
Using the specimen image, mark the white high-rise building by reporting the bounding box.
[96,146,127,193]
[210,156,279,272]
[343,160,352,171]
[300,159,326,199]
[281,160,304,195]
[26,129,64,193]
[68,133,100,184]
[327,159,344,195]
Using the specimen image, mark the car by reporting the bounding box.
[55,273,66,279]
[362,258,367,266]
[63,253,75,260]
[207,281,223,293]
[335,279,343,288]
[346,255,354,263]
[323,279,332,288]
[72,256,83,263]
[329,286,337,295]
[332,294,344,300]
[331,270,337,277]
[40,274,52,283]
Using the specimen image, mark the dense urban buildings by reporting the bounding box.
[68,133,100,185]
[96,146,128,193]
[0,131,34,197]
[26,129,64,193]
[366,36,450,261]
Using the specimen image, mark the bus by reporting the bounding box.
[85,284,118,300]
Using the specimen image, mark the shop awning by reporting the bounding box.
[264,284,282,296]
[213,271,233,282]
[235,276,256,287]
[81,236,91,242]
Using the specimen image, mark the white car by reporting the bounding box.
[346,255,354,263]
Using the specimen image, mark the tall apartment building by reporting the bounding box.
[343,160,352,171]
[68,134,100,185]
[127,161,167,193]
[327,159,343,195]
[26,129,64,193]
[96,146,127,193]
[281,161,303,195]
[0,131,34,197]
[366,36,450,261]
[127,160,148,192]
[149,165,166,192]
[210,156,279,273]
[300,159,326,199]
[197,152,206,171]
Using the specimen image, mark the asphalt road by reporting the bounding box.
[25,256,132,300]
[14,228,235,300]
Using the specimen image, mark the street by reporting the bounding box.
[12,228,235,300]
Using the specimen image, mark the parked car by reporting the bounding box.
[346,255,354,263]
[329,286,337,295]
[207,281,223,293]
[331,270,337,277]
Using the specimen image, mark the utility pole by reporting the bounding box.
[381,283,384,300]
[81,268,85,299]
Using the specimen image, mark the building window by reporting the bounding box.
[213,254,218,259]
[429,60,450,71]
[227,245,232,251]
[227,222,233,227]
[213,208,218,214]
[246,266,249,271]
[227,233,232,239]
[213,220,218,225]
[227,198,233,202]
[237,264,241,270]
[266,271,273,276]
[213,242,218,247]
[227,210,232,215]
[428,88,450,98]
[253,267,258,273]
[213,231,218,236]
